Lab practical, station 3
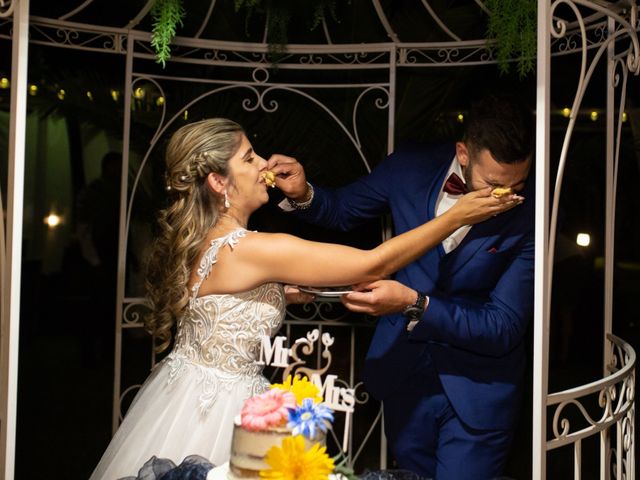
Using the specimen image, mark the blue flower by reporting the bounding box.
[287,398,334,440]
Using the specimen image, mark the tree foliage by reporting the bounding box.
[486,0,537,78]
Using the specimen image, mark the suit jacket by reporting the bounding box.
[295,142,534,431]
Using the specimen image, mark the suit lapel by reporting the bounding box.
[444,228,495,276]
[444,213,512,276]
[422,162,450,258]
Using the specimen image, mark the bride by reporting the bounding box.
[89,118,520,479]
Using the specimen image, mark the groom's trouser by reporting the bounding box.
[382,366,513,480]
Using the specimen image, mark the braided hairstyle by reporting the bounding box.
[145,118,244,352]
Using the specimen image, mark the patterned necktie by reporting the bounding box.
[442,172,468,195]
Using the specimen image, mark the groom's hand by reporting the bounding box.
[341,280,416,316]
[266,154,309,201]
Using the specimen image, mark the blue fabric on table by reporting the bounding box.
[118,455,215,480]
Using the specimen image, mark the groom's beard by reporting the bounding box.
[462,160,475,192]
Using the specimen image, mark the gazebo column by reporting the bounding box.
[0,1,30,479]
[533,0,552,479]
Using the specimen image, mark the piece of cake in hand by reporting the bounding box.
[228,375,334,479]
[262,171,276,188]
[491,186,513,198]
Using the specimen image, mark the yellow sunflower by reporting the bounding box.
[271,374,322,405]
[260,435,335,480]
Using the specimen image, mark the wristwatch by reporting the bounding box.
[287,182,314,210]
[403,291,427,331]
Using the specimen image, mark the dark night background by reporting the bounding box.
[1,1,639,479]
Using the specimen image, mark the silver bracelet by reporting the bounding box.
[287,182,314,210]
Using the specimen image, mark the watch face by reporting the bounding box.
[403,306,422,320]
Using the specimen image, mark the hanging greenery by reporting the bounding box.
[150,0,186,67]
[147,1,537,76]
[485,0,537,78]
[147,0,339,66]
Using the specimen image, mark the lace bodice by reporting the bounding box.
[166,228,285,412]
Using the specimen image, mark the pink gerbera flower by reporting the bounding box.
[241,389,297,431]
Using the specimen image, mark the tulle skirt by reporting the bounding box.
[89,361,269,480]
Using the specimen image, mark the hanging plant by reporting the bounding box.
[485,0,537,78]
[150,0,186,67]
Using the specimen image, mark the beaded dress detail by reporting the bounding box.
[90,229,285,480]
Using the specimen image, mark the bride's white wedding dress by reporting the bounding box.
[90,228,284,480]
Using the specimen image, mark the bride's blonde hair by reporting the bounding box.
[145,118,244,352]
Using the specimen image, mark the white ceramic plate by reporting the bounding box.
[297,286,353,297]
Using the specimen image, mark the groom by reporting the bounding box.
[270,94,535,479]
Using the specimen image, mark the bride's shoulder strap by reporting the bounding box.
[190,228,250,300]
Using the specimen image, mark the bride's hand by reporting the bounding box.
[446,187,524,227]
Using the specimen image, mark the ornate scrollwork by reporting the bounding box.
[203,49,228,62]
[0,0,14,18]
[28,23,121,52]
[437,48,459,62]
[286,300,351,322]
[325,52,389,65]
[251,67,270,83]
[122,300,151,327]
[119,384,142,420]
[299,53,323,65]
[400,45,497,66]
[282,329,334,380]
[548,337,635,456]
[241,86,279,113]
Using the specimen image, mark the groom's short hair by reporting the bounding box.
[463,94,534,165]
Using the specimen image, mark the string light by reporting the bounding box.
[183,110,188,120]
[133,87,145,99]
[156,96,165,106]
[44,212,62,228]
[86,91,93,101]
[456,113,464,123]
[576,233,590,247]
[561,107,571,118]
[590,111,599,121]
[622,112,628,122]
[110,89,120,101]
[28,84,38,96]
[57,89,65,100]
[0,77,9,89]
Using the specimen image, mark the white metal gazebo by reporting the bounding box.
[0,1,637,479]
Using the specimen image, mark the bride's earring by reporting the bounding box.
[224,191,231,209]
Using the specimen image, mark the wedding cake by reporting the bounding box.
[227,375,334,479]
[225,328,357,479]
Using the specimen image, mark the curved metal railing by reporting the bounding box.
[546,334,635,478]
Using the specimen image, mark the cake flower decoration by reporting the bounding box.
[271,374,323,405]
[260,435,335,480]
[241,389,296,431]
[287,398,334,440]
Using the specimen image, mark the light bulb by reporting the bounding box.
[576,233,590,247]
[44,213,62,228]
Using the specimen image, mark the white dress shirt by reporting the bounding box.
[435,157,472,254]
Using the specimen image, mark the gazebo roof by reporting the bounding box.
[25,1,491,45]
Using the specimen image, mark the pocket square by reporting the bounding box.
[487,247,498,253]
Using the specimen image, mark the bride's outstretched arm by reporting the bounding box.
[232,188,523,289]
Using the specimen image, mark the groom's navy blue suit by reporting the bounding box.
[295,142,534,478]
